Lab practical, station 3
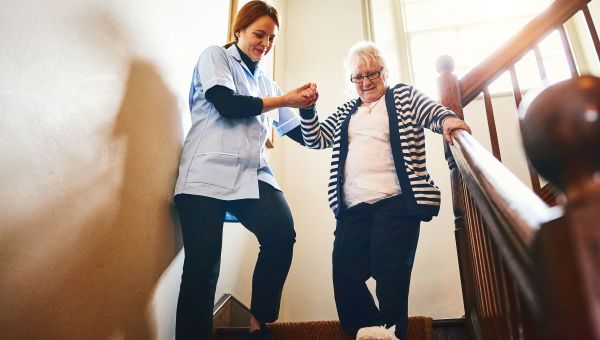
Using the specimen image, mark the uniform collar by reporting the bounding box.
[227,44,263,78]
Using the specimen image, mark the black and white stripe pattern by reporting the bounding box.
[301,83,456,218]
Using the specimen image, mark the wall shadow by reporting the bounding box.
[0,58,183,340]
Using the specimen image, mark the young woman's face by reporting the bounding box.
[236,15,278,61]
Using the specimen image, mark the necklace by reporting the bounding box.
[363,96,383,114]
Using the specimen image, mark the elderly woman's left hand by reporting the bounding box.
[442,117,472,144]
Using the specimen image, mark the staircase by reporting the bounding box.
[213,294,466,340]
[436,0,600,339]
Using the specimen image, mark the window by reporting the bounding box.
[369,0,571,99]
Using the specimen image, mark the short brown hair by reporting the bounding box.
[225,1,279,48]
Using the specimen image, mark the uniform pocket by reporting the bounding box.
[187,152,239,189]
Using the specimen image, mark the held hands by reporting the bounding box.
[284,82,318,108]
[442,117,472,144]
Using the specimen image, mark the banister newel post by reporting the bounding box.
[520,75,600,340]
[436,55,477,339]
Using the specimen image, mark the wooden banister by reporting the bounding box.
[435,0,599,337]
[459,0,590,106]
[444,75,600,340]
[449,131,554,247]
[448,130,560,316]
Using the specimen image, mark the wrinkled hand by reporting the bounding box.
[442,117,471,144]
[285,82,318,108]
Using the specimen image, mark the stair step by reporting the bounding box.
[431,318,467,340]
[214,326,250,340]
[215,318,434,340]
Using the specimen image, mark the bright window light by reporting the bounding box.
[371,0,571,99]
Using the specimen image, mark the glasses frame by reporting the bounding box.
[350,67,384,83]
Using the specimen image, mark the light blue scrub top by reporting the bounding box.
[174,45,300,200]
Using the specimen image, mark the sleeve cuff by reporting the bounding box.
[299,106,316,119]
[275,114,300,136]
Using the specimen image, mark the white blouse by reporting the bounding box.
[343,97,401,208]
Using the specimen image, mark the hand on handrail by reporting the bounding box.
[442,117,471,144]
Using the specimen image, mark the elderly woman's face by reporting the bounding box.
[352,61,387,103]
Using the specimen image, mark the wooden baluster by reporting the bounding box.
[460,180,481,340]
[481,218,507,339]
[509,66,542,194]
[464,184,488,339]
[557,25,579,77]
[505,276,525,340]
[466,183,488,339]
[469,196,492,339]
[532,45,548,85]
[521,75,600,339]
[482,214,501,340]
[483,87,501,161]
[582,5,600,62]
[520,296,541,340]
[492,244,515,340]
[508,66,523,107]
[478,216,493,339]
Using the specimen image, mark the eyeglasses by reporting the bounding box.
[350,68,383,83]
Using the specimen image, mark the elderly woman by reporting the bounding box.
[298,41,471,340]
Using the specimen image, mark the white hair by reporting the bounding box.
[343,41,389,79]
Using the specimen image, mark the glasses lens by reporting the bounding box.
[352,68,383,83]
[367,71,380,79]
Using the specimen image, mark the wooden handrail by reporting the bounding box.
[448,130,562,316]
[459,0,590,106]
[449,131,556,244]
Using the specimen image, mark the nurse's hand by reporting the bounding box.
[284,82,319,108]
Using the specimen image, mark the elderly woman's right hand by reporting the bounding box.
[442,117,471,144]
[285,82,318,108]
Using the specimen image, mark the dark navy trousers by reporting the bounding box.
[174,181,295,340]
[333,195,421,340]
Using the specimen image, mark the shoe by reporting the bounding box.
[356,325,398,340]
[244,324,274,340]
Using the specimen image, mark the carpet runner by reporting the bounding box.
[266,317,433,340]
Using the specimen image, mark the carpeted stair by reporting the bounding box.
[215,317,433,340]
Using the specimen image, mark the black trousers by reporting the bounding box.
[174,181,296,340]
[333,195,421,340]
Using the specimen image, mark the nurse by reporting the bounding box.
[173,1,317,339]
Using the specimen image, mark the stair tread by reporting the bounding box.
[215,318,435,340]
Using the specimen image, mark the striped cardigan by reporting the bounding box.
[300,83,457,219]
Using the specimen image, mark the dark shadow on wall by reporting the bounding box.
[107,58,184,339]
[0,4,185,338]
[1,60,183,340]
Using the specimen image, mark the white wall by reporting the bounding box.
[0,0,229,339]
